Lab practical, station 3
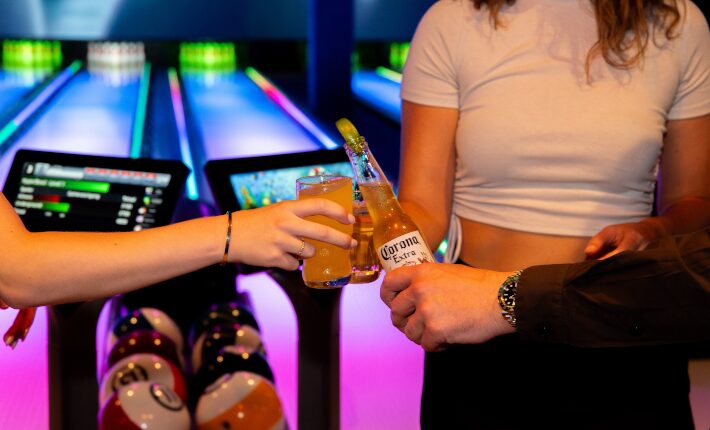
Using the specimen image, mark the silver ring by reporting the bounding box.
[297,239,306,257]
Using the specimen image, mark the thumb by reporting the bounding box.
[584,234,605,256]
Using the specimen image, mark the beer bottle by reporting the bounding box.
[336,118,435,271]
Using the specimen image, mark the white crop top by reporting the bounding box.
[401,0,710,237]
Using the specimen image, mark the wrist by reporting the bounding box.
[639,216,671,237]
[212,213,232,265]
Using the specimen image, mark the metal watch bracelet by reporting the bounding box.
[497,269,523,329]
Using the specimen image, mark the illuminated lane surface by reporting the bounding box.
[0,69,140,430]
[0,71,43,120]
[0,70,140,187]
[181,71,322,160]
[352,70,402,123]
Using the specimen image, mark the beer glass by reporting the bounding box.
[296,175,353,288]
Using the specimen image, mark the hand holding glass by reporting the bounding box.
[296,175,353,288]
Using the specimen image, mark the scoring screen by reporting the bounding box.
[229,161,353,210]
[11,160,175,232]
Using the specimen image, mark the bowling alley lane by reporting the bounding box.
[0,70,46,121]
[0,65,143,188]
[180,69,332,160]
[351,68,402,123]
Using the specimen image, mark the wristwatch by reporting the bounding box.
[497,270,523,329]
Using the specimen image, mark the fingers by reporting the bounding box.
[273,253,301,271]
[402,312,425,346]
[597,236,648,260]
[389,287,416,331]
[584,231,611,257]
[287,218,356,250]
[289,237,316,259]
[380,266,416,308]
[288,199,356,225]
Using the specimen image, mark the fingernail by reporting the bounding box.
[351,239,358,249]
[347,214,356,224]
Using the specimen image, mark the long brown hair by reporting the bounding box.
[471,0,682,71]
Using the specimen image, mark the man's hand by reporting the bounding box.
[381,263,516,352]
[584,219,666,260]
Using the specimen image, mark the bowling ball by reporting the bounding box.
[99,381,190,430]
[107,329,184,370]
[107,307,184,356]
[189,301,260,347]
[99,353,187,407]
[191,323,264,373]
[196,371,285,430]
[194,345,274,396]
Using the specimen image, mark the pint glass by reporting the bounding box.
[296,175,353,288]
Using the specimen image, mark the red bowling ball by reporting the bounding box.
[99,381,190,430]
[107,307,184,356]
[107,329,184,370]
[99,353,187,407]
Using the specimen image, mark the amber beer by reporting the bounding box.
[336,119,435,272]
[349,188,381,283]
[296,175,353,288]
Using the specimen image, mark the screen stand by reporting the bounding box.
[269,269,341,430]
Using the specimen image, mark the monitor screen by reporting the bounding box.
[229,162,353,210]
[205,149,352,213]
[2,150,188,232]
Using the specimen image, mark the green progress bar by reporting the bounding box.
[42,202,70,213]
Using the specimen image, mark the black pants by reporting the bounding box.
[421,263,693,429]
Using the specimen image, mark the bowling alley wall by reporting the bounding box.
[0,0,434,41]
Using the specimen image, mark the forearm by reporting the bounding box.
[517,227,710,347]
[400,200,448,250]
[647,196,710,235]
[0,215,226,308]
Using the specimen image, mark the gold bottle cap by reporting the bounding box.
[336,118,366,155]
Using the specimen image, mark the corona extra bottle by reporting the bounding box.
[336,118,435,271]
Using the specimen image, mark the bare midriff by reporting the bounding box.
[459,218,591,271]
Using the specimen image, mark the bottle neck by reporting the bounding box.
[344,141,389,185]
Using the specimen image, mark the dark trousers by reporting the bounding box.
[421,261,694,429]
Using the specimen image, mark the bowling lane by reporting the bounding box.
[0,70,45,120]
[0,68,141,188]
[181,71,325,160]
[352,69,401,123]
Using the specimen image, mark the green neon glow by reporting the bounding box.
[436,239,448,256]
[179,42,236,72]
[244,67,264,85]
[130,62,151,159]
[375,66,402,83]
[388,42,410,71]
[0,123,19,147]
[2,40,62,69]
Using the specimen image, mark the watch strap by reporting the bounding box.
[498,269,523,329]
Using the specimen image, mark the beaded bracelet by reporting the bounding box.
[220,211,232,266]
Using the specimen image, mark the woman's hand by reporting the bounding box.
[584,219,667,260]
[381,263,516,351]
[229,199,356,270]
